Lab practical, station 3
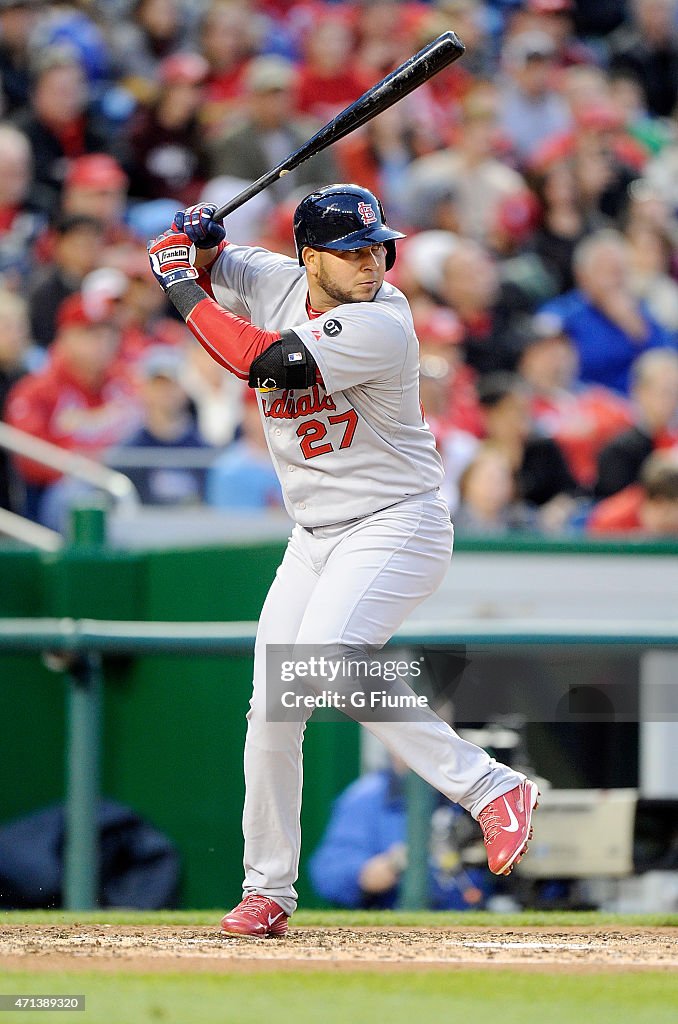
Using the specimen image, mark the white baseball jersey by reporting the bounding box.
[210,244,444,527]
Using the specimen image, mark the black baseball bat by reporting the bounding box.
[212,31,465,222]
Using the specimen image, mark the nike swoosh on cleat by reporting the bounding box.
[501,797,520,833]
[268,912,284,926]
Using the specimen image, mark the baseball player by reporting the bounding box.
[147,185,538,936]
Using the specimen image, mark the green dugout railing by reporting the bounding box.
[1,617,677,911]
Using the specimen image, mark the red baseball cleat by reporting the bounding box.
[478,780,540,876]
[220,894,289,937]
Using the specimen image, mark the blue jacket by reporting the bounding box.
[539,291,676,395]
[118,424,209,505]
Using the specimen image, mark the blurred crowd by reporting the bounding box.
[1,0,678,537]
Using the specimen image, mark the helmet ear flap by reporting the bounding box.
[376,197,397,269]
[385,240,396,271]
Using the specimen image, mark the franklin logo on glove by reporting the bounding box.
[158,246,191,265]
[147,231,199,289]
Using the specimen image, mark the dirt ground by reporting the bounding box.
[0,925,676,973]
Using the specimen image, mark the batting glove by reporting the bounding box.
[173,203,226,249]
[147,229,199,291]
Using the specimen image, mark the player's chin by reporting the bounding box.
[353,281,380,300]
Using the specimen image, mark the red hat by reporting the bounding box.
[495,189,540,241]
[414,307,464,346]
[576,102,624,132]
[528,0,574,13]
[57,291,116,330]
[159,52,209,86]
[65,154,128,191]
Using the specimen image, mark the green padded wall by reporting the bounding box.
[6,533,675,907]
[0,541,360,908]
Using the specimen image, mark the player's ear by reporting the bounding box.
[302,246,319,276]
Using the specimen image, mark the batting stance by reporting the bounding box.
[147,185,538,936]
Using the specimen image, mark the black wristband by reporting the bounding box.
[167,280,207,321]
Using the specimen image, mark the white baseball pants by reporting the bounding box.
[241,490,523,915]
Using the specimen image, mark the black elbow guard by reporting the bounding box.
[248,330,318,390]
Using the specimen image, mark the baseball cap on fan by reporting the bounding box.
[82,265,129,304]
[527,0,574,13]
[575,102,624,132]
[515,311,569,354]
[398,230,459,297]
[159,52,208,87]
[495,189,540,243]
[531,311,568,341]
[56,289,117,330]
[414,307,464,346]
[29,41,80,79]
[65,154,128,192]
[245,55,296,94]
[138,345,185,381]
[504,30,556,67]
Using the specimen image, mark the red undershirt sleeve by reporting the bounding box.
[186,296,281,380]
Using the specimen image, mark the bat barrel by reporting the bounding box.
[212,31,465,222]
